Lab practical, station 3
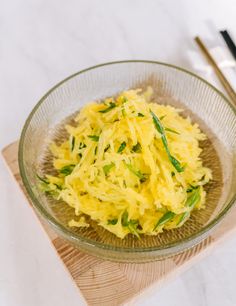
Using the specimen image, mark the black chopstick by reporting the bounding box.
[220,30,236,61]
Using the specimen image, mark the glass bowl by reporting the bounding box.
[19,61,236,262]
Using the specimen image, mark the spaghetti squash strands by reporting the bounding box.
[39,88,212,239]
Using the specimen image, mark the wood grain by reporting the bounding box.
[2,141,236,306]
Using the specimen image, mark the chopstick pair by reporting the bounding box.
[194,35,236,105]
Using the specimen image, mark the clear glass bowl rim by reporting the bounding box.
[19,60,236,253]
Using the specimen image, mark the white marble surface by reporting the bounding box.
[0,1,236,305]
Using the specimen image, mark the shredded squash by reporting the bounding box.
[39,87,212,239]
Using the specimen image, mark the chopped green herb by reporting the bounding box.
[190,184,199,190]
[185,187,200,209]
[37,174,61,197]
[138,112,145,117]
[123,180,127,188]
[103,162,115,175]
[150,110,184,172]
[99,102,116,113]
[104,144,110,152]
[69,135,75,152]
[165,127,180,135]
[177,188,200,225]
[177,211,189,226]
[171,171,175,177]
[154,211,176,230]
[186,184,199,193]
[37,174,62,190]
[54,183,62,190]
[121,108,126,117]
[131,142,142,153]
[108,219,118,225]
[125,163,147,182]
[121,211,140,238]
[128,221,140,239]
[102,99,112,105]
[79,142,87,149]
[169,155,184,173]
[117,141,126,153]
[78,153,82,158]
[43,188,60,197]
[59,164,75,176]
[121,210,129,226]
[159,115,166,120]
[94,146,97,155]
[36,174,49,184]
[88,135,99,142]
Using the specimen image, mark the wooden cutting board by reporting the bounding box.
[2,141,236,306]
